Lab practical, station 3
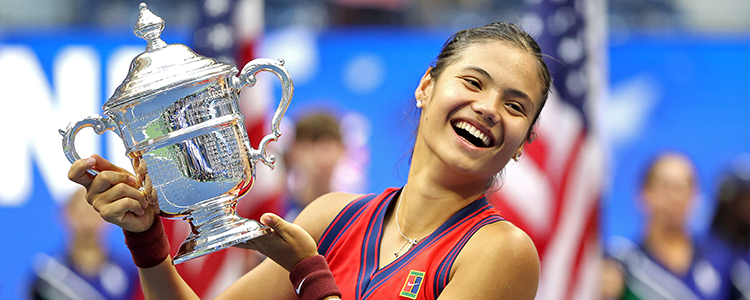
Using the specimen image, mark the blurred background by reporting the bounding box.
[2,0,750,299]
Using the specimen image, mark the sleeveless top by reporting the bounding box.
[317,187,505,300]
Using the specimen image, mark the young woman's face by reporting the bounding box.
[414,41,544,181]
[642,156,696,227]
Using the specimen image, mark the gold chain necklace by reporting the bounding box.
[393,196,430,258]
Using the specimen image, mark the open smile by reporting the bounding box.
[452,120,494,148]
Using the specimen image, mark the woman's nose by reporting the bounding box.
[472,97,500,125]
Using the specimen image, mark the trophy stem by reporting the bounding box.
[172,194,272,265]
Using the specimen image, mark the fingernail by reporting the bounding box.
[129,176,137,184]
[261,214,272,225]
[86,157,96,165]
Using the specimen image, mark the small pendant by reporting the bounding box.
[394,238,419,258]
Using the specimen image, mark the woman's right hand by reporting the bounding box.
[68,154,156,233]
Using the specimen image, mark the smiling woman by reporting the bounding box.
[413,39,547,188]
[67,21,552,300]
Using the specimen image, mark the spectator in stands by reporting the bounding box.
[283,112,346,221]
[29,188,138,300]
[605,151,734,300]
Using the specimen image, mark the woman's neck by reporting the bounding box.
[406,146,488,201]
[643,221,693,275]
[399,134,493,234]
[69,234,107,276]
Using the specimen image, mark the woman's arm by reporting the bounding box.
[437,221,540,300]
[70,154,358,299]
[216,192,360,299]
[137,257,200,299]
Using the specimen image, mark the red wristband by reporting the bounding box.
[123,216,170,268]
[289,255,341,300]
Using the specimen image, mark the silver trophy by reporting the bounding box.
[59,3,293,264]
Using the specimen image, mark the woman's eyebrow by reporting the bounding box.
[460,65,494,84]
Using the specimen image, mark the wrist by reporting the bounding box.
[289,255,341,300]
[123,216,170,268]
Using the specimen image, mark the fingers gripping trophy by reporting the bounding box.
[59,3,293,264]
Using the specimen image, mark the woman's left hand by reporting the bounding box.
[236,213,320,272]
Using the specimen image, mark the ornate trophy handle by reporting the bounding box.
[59,115,118,176]
[237,58,294,170]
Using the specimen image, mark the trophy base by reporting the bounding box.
[172,196,272,265]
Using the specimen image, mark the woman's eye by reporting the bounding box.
[463,78,481,89]
[508,103,526,115]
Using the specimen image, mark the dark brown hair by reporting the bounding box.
[710,158,750,247]
[294,112,341,143]
[640,152,697,190]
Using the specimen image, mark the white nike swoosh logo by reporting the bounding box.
[296,277,306,295]
[407,282,417,287]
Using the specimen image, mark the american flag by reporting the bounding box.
[488,0,607,299]
[133,0,285,298]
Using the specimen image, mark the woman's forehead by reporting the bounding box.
[447,41,545,101]
[451,41,534,70]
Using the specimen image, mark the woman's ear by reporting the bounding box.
[513,145,524,161]
[414,68,434,105]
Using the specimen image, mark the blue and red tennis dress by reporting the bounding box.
[317,187,505,300]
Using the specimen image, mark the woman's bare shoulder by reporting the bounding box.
[466,221,539,269]
[443,221,540,299]
[471,220,537,250]
[293,192,365,242]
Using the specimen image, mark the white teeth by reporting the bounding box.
[455,121,491,146]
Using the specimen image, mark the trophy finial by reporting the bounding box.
[134,3,167,52]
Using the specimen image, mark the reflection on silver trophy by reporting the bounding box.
[59,3,293,264]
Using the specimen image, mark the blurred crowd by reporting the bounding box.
[602,152,750,300]
[2,0,750,31]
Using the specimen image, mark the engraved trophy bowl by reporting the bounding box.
[59,3,293,264]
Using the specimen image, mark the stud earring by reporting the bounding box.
[416,99,423,108]
[513,153,521,162]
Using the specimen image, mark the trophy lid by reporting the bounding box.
[105,3,236,109]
